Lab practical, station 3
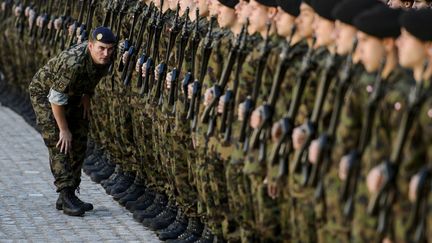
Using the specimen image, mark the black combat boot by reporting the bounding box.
[89,161,115,183]
[59,188,85,217]
[195,226,216,243]
[83,154,106,175]
[56,192,94,211]
[112,181,137,201]
[143,203,177,230]
[101,166,122,189]
[108,173,134,195]
[105,171,126,194]
[133,193,167,222]
[157,211,189,241]
[166,217,204,243]
[118,184,147,206]
[126,189,156,212]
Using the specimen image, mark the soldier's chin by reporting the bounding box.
[97,58,110,65]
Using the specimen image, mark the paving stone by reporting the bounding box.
[0,106,161,242]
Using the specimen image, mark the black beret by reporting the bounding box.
[400,9,432,42]
[218,0,239,8]
[255,0,278,7]
[277,0,301,17]
[332,0,380,26]
[311,0,341,21]
[354,4,402,38]
[92,26,117,44]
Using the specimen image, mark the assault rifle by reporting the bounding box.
[367,74,428,240]
[238,22,275,152]
[265,38,316,179]
[186,15,216,130]
[339,59,386,220]
[289,51,338,185]
[200,23,246,139]
[153,2,181,106]
[140,0,166,96]
[166,7,191,113]
[123,2,154,86]
[118,2,141,73]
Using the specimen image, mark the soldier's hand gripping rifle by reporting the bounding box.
[136,5,157,91]
[80,0,97,42]
[406,165,432,243]
[140,0,166,96]
[266,38,316,179]
[154,2,181,106]
[27,2,37,38]
[38,0,51,44]
[220,22,250,145]
[118,2,142,73]
[238,22,274,152]
[200,23,245,138]
[123,2,154,86]
[67,0,87,48]
[339,59,386,220]
[1,0,13,21]
[367,73,428,240]
[107,0,127,74]
[186,15,216,130]
[167,7,191,113]
[308,39,357,203]
[15,0,28,39]
[179,8,201,114]
[289,51,338,185]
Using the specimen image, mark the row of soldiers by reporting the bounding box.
[1,0,432,242]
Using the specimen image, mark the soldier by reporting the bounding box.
[28,26,116,216]
[337,4,411,242]
[306,0,378,241]
[391,8,432,242]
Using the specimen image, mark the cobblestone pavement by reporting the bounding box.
[0,105,161,242]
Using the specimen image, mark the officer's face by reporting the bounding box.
[274,8,295,38]
[295,3,315,39]
[397,29,427,69]
[357,32,386,72]
[88,41,115,65]
[249,0,269,34]
[313,15,335,48]
[235,0,251,25]
[217,4,236,28]
[335,21,357,55]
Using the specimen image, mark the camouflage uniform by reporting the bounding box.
[340,67,412,242]
[192,27,232,239]
[28,41,110,192]
[265,39,308,241]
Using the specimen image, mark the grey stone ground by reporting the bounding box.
[0,105,161,242]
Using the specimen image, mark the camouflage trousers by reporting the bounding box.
[29,91,88,192]
[243,150,281,242]
[196,137,229,239]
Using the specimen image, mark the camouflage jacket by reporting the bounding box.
[29,41,110,106]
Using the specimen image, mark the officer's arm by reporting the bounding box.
[51,104,69,132]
